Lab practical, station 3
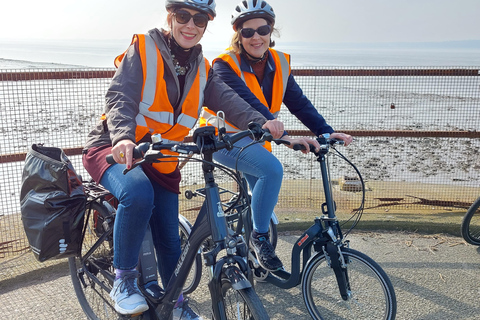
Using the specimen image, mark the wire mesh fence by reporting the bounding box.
[1,67,479,290]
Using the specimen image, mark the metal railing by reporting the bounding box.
[1,66,479,261]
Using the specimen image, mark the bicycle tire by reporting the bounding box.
[69,201,117,320]
[302,247,396,320]
[178,216,202,294]
[268,218,277,249]
[461,197,480,245]
[221,276,270,320]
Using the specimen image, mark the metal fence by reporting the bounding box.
[1,66,479,270]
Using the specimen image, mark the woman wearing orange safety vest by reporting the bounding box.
[81,0,284,318]
[203,0,353,273]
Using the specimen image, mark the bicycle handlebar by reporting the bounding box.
[292,136,344,155]
[106,122,276,171]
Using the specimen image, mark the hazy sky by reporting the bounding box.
[1,0,479,45]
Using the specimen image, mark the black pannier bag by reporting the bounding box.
[20,144,86,262]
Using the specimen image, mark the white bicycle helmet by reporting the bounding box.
[231,0,275,31]
[166,0,216,20]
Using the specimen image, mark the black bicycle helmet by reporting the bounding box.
[231,0,275,31]
[165,0,216,20]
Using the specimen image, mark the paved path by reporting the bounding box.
[1,230,479,319]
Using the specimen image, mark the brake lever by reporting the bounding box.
[122,159,144,175]
[121,150,163,175]
[260,131,274,142]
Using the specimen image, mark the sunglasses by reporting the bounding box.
[174,10,209,28]
[240,25,272,38]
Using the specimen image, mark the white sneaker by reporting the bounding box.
[173,298,203,320]
[109,270,149,315]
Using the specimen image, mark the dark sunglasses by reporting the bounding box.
[174,10,209,28]
[240,25,272,38]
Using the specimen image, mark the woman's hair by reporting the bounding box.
[229,20,279,55]
[166,11,174,30]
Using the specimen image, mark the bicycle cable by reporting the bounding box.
[331,146,365,238]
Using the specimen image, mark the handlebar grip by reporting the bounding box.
[292,144,306,151]
[106,154,115,164]
[105,142,150,164]
[293,143,316,152]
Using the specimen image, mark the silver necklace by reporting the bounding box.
[172,54,188,76]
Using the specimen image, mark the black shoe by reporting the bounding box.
[250,234,283,271]
[143,281,164,303]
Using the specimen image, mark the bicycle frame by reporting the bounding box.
[161,129,253,320]
[250,138,351,298]
[75,124,268,320]
[178,133,396,318]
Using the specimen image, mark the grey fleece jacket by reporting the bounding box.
[84,28,267,150]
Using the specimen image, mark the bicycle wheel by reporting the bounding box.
[178,216,202,294]
[302,247,396,320]
[268,218,277,249]
[69,201,116,320]
[461,197,480,245]
[221,276,270,320]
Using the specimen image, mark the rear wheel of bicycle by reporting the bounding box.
[69,201,116,320]
[302,247,396,320]
[178,216,202,294]
[461,197,480,245]
[221,277,269,320]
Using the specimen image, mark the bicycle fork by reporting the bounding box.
[324,241,351,301]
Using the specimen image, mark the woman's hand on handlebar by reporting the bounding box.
[331,132,353,146]
[111,139,136,169]
[282,135,321,154]
[262,119,284,139]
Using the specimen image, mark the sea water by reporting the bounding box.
[2,39,480,68]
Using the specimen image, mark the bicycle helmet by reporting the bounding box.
[166,0,216,20]
[231,0,275,31]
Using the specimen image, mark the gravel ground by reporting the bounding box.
[1,230,479,320]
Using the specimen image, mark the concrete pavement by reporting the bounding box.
[1,229,479,319]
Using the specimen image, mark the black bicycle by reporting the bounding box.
[461,196,480,245]
[68,123,272,320]
[185,135,397,319]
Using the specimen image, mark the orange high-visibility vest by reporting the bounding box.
[115,34,210,173]
[199,48,290,151]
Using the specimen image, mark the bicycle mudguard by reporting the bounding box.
[224,266,251,290]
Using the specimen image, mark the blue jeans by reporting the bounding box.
[100,164,180,287]
[213,136,283,234]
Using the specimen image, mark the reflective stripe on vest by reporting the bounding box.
[200,48,290,151]
[115,33,209,173]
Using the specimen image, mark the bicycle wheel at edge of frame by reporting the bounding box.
[69,200,116,320]
[220,275,270,320]
[461,197,480,246]
[178,214,203,294]
[301,246,396,320]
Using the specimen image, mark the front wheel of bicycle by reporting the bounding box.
[69,200,116,320]
[461,197,480,245]
[221,276,270,319]
[302,247,396,320]
[178,215,202,294]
